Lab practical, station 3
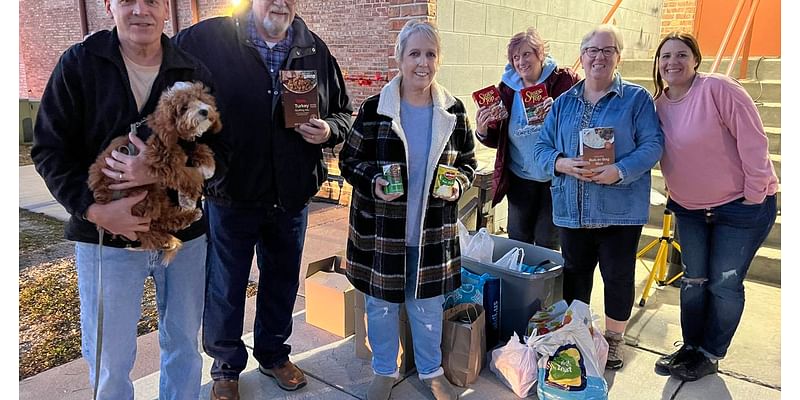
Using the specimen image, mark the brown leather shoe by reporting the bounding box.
[258,360,308,391]
[210,379,239,400]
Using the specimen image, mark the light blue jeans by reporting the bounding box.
[365,246,445,377]
[75,235,207,400]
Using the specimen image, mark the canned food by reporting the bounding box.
[382,164,404,195]
[433,164,459,198]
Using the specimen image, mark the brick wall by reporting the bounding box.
[19,0,84,99]
[18,0,396,107]
[660,0,697,38]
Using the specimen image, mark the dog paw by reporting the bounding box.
[178,192,196,210]
[198,165,215,179]
[191,209,202,223]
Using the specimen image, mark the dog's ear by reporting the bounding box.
[148,97,179,145]
[210,114,223,134]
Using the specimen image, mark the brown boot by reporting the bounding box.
[421,374,458,400]
[259,360,308,391]
[210,379,239,400]
[366,374,397,400]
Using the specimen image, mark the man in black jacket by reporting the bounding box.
[174,1,353,398]
[31,0,215,398]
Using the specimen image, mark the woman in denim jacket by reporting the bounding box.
[533,24,663,370]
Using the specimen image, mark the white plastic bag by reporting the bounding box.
[457,219,471,253]
[495,247,525,271]
[489,333,538,398]
[529,300,608,400]
[591,316,609,371]
[462,227,494,263]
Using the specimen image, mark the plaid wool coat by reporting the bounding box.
[339,76,478,303]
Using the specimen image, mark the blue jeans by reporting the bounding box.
[365,246,445,377]
[668,195,777,358]
[75,235,207,400]
[202,200,308,380]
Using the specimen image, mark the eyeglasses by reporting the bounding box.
[583,46,618,58]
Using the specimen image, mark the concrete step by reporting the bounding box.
[622,77,781,128]
[765,127,781,154]
[650,168,782,213]
[637,224,781,286]
[625,77,781,104]
[645,198,780,249]
[618,57,781,80]
[757,102,781,128]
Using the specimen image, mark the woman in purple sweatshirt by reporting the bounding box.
[651,32,778,382]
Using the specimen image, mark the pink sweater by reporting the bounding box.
[655,73,778,210]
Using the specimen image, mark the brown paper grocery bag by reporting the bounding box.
[441,303,486,387]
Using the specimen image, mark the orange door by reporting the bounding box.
[693,0,780,57]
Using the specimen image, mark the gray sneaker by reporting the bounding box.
[604,330,625,370]
[366,375,396,400]
[421,374,458,400]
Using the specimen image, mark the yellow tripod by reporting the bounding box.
[637,208,682,307]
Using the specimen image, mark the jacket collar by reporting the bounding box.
[82,28,196,72]
[376,74,456,121]
[566,71,625,99]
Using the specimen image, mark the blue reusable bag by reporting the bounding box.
[445,268,502,349]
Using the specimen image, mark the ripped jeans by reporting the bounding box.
[365,246,445,377]
[668,195,777,358]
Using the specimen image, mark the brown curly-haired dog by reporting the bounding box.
[88,81,222,263]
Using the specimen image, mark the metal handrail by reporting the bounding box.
[709,0,746,74]
[571,0,623,72]
[725,0,761,77]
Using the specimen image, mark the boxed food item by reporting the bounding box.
[281,70,319,128]
[305,251,355,337]
[433,164,459,199]
[354,292,416,375]
[382,163,404,195]
[472,85,508,128]
[579,127,615,168]
[520,83,554,125]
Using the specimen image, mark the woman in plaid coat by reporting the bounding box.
[339,19,477,400]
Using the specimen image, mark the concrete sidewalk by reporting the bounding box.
[19,164,781,398]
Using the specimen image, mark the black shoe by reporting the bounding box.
[670,352,718,382]
[654,343,696,376]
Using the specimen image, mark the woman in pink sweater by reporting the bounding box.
[651,32,778,382]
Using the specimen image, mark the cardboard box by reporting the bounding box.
[305,252,355,337]
[354,292,416,375]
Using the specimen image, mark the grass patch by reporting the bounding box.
[19,210,259,380]
[20,209,66,254]
[20,144,33,166]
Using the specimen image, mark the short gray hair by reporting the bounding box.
[580,24,624,54]
[394,19,441,63]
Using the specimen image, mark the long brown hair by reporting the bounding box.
[652,32,702,99]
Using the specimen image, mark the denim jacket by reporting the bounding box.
[533,73,663,228]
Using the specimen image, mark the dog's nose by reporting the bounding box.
[198,109,208,117]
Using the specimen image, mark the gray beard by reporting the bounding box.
[263,19,290,38]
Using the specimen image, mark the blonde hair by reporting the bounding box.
[394,19,441,63]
